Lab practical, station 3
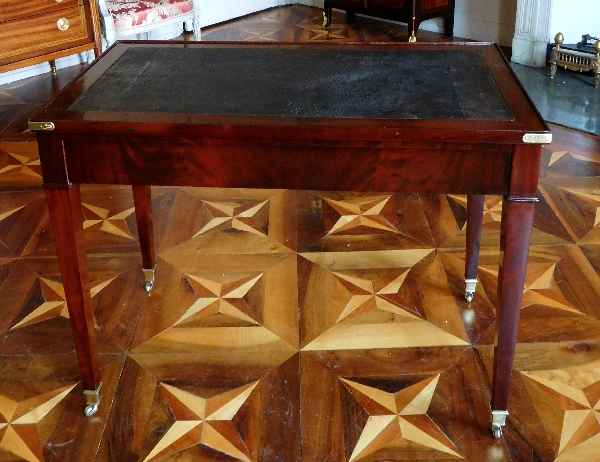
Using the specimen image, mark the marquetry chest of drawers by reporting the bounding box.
[0,0,102,74]
[323,0,455,42]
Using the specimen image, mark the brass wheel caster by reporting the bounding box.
[144,280,154,292]
[85,403,99,417]
[464,279,477,303]
[143,267,155,293]
[83,383,102,417]
[492,425,502,439]
[323,12,328,27]
[491,410,508,439]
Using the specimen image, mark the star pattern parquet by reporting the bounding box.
[1,5,600,461]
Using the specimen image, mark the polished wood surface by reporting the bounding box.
[1,5,599,461]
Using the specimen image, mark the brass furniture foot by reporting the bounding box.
[465,278,477,302]
[143,267,155,292]
[491,410,508,438]
[83,382,102,416]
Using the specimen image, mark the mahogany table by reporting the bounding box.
[30,41,551,437]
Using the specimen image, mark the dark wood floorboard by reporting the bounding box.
[1,5,599,462]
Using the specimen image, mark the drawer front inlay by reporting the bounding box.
[0,0,80,23]
[0,6,88,62]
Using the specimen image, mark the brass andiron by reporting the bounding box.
[550,32,600,87]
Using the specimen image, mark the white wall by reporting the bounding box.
[453,0,518,45]
[549,0,599,45]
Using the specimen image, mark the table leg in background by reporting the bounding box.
[322,0,332,26]
[45,185,103,416]
[132,185,156,292]
[465,194,485,302]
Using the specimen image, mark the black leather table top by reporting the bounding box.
[70,46,514,121]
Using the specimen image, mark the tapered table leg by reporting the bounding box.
[465,194,485,302]
[45,185,102,416]
[491,196,536,438]
[132,185,156,292]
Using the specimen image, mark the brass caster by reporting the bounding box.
[144,280,154,292]
[85,403,99,417]
[492,425,502,439]
[464,279,477,303]
[83,382,102,417]
[143,267,155,293]
[323,12,328,27]
[491,410,508,439]
[409,32,417,43]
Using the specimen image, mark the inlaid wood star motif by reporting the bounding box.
[341,375,462,461]
[562,188,600,228]
[240,29,280,41]
[10,276,116,330]
[521,262,581,314]
[175,273,263,327]
[82,203,136,239]
[331,269,419,323]
[521,360,600,458]
[301,250,468,351]
[297,23,352,41]
[548,150,600,167]
[143,381,258,462]
[447,195,503,229]
[0,205,25,227]
[478,260,581,314]
[324,195,399,235]
[0,151,41,178]
[0,87,23,100]
[259,10,285,23]
[0,384,76,462]
[193,200,269,238]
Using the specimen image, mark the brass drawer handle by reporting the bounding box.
[57,17,70,31]
[55,0,64,2]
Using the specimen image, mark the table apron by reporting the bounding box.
[57,136,514,195]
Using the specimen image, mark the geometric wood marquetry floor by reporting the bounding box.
[1,5,600,462]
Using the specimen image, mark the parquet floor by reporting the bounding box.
[1,5,600,462]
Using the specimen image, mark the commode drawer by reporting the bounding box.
[0,0,80,23]
[0,6,90,65]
